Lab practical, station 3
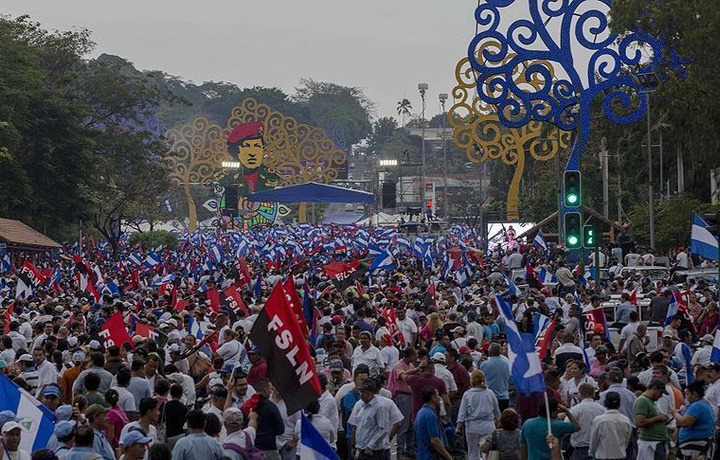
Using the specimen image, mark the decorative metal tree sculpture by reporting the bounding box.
[450,50,571,220]
[468,0,665,170]
[166,97,347,230]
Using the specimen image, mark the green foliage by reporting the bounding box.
[610,0,720,199]
[128,230,178,251]
[627,195,713,251]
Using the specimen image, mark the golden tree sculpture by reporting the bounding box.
[449,44,571,221]
[166,98,348,230]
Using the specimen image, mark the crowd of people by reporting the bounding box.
[0,222,717,460]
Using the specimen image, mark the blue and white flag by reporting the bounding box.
[691,212,719,261]
[533,230,548,252]
[0,254,11,273]
[153,273,176,286]
[664,290,680,326]
[0,373,55,453]
[128,253,143,266]
[495,295,545,394]
[711,329,720,362]
[209,244,225,265]
[144,252,161,269]
[299,413,340,460]
[503,274,524,298]
[680,342,694,384]
[533,312,551,340]
[369,249,395,272]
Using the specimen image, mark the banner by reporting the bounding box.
[250,281,321,414]
[207,287,221,313]
[20,260,46,288]
[283,278,308,336]
[99,312,132,347]
[136,322,168,348]
[583,307,610,341]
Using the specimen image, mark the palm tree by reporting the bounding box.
[397,98,412,127]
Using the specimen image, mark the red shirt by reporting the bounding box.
[406,373,447,421]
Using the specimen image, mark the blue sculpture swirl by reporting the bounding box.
[468,0,667,170]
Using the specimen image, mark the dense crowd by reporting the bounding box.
[0,223,718,460]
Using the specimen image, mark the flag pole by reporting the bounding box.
[544,391,552,447]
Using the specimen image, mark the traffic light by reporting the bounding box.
[563,170,581,207]
[583,224,600,248]
[564,212,582,248]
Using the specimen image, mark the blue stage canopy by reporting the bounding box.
[247,181,374,204]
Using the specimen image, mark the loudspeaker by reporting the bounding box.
[382,182,397,208]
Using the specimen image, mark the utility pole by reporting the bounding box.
[418,83,428,211]
[601,136,609,219]
[439,93,448,221]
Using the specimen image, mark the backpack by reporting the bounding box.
[222,431,263,460]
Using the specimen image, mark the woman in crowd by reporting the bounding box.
[481,408,521,460]
[456,370,500,460]
[671,380,717,460]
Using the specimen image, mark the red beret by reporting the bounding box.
[228,121,264,143]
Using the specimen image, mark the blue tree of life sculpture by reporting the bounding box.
[467,0,666,172]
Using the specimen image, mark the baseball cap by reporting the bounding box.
[703,334,714,344]
[431,352,446,363]
[329,360,344,372]
[54,420,76,441]
[55,405,73,422]
[85,404,109,420]
[88,340,101,350]
[121,430,153,447]
[459,345,471,354]
[208,378,224,389]
[72,351,86,364]
[17,354,33,363]
[662,330,674,338]
[212,387,228,398]
[0,411,19,428]
[67,336,78,347]
[249,346,261,355]
[1,421,21,434]
[224,408,244,427]
[43,385,61,398]
[648,379,669,394]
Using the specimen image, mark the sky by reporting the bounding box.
[2,1,481,121]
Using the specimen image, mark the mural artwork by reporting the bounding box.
[166,98,348,230]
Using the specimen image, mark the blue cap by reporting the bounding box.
[43,385,61,398]
[249,346,261,354]
[54,420,76,440]
[121,430,153,446]
[55,405,73,422]
[220,363,234,374]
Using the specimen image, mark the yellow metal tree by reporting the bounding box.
[449,44,571,221]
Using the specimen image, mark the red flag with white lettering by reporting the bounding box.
[99,312,132,348]
[223,285,248,316]
[282,278,308,336]
[249,282,321,414]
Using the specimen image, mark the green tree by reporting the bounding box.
[397,98,412,127]
[610,0,720,200]
[292,79,373,146]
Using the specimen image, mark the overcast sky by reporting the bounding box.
[2,1,484,121]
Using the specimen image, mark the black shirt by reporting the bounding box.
[254,396,285,451]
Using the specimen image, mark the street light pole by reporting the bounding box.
[439,93,448,221]
[646,91,655,249]
[418,83,428,212]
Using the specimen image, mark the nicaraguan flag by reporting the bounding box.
[664,290,680,326]
[495,295,545,394]
[0,373,55,452]
[533,230,548,251]
[128,253,143,266]
[299,413,339,460]
[369,249,395,272]
[680,342,694,384]
[0,254,11,273]
[711,329,720,362]
[538,267,557,284]
[691,212,719,261]
[533,312,551,339]
[106,280,121,296]
[209,244,225,264]
[504,274,524,298]
[153,273,176,286]
[144,252,161,269]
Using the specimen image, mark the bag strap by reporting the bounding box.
[244,430,254,448]
[492,430,498,450]
[222,442,245,454]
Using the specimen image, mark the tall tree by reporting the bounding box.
[292,79,373,146]
[397,98,412,127]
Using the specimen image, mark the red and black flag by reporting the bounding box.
[250,281,321,414]
[73,255,101,302]
[16,260,47,299]
[223,284,248,316]
[322,259,368,292]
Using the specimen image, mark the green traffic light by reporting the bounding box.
[568,235,579,246]
[567,193,579,205]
